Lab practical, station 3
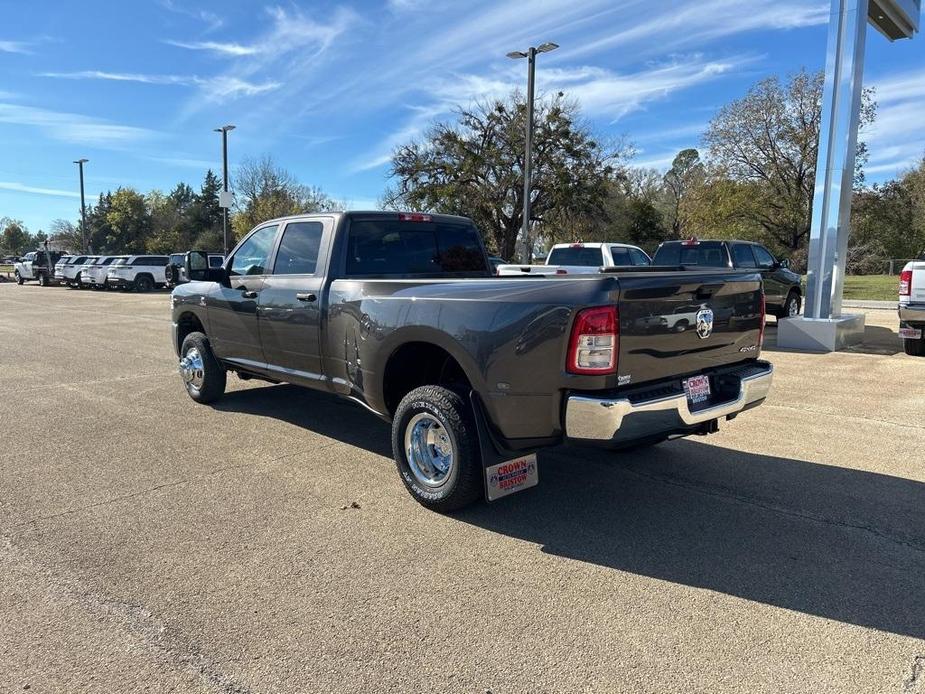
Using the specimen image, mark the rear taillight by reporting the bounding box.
[567,306,618,375]
[758,292,766,349]
[900,270,912,296]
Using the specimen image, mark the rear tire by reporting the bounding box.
[15,271,23,285]
[904,336,925,356]
[179,332,226,404]
[391,385,482,512]
[135,275,153,293]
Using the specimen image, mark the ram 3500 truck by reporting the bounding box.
[171,212,773,511]
[899,254,925,356]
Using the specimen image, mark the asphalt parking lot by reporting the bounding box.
[1,282,923,694]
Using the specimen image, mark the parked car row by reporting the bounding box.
[13,252,224,291]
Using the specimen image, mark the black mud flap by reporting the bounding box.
[469,392,539,502]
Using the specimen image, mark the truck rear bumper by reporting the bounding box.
[564,361,773,444]
[899,303,925,324]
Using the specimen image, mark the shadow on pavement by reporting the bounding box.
[763,320,902,355]
[213,383,925,639]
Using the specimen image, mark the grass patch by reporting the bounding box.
[0,265,12,274]
[802,274,898,301]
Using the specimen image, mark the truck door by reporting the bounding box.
[257,218,332,386]
[207,224,279,369]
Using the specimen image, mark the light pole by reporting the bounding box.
[73,158,88,253]
[507,42,558,262]
[213,124,235,255]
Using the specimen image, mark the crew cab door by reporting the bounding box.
[207,224,279,368]
[257,218,333,385]
[731,242,784,307]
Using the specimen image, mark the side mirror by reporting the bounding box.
[778,258,790,269]
[185,251,210,282]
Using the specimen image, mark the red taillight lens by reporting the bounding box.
[567,306,618,375]
[900,270,912,296]
[758,292,766,350]
[398,212,432,222]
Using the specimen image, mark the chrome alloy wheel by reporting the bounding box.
[178,347,205,390]
[404,413,455,487]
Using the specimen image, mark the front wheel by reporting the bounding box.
[15,271,23,285]
[135,275,153,293]
[178,332,226,403]
[779,291,801,319]
[391,386,482,512]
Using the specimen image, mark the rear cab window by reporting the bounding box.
[653,242,730,267]
[345,217,488,276]
[547,246,604,267]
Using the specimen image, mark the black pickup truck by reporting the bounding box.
[171,212,773,511]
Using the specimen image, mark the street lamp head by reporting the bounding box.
[73,158,88,164]
[506,50,528,59]
[536,42,559,53]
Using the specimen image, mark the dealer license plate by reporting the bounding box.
[485,453,538,502]
[900,327,922,339]
[684,374,712,407]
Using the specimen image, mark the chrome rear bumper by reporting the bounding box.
[899,303,925,323]
[565,363,773,443]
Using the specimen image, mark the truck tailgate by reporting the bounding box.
[615,270,763,386]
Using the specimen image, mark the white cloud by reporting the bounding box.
[0,181,80,198]
[0,40,32,54]
[159,0,223,33]
[863,67,925,179]
[0,102,157,147]
[39,71,280,100]
[564,0,828,60]
[164,40,260,57]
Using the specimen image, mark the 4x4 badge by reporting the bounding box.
[696,308,714,339]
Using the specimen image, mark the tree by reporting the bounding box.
[232,156,337,240]
[94,188,150,254]
[48,219,83,252]
[662,149,705,237]
[703,70,875,252]
[386,92,619,260]
[0,217,32,254]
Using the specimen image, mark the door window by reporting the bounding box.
[229,225,278,277]
[731,244,758,268]
[629,248,651,266]
[610,247,632,265]
[753,245,776,268]
[273,221,324,275]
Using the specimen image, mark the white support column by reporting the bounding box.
[778,0,869,351]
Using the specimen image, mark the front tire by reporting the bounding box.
[135,275,152,293]
[179,332,226,403]
[391,386,482,512]
[778,291,801,319]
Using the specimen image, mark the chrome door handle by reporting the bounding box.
[296,293,317,302]
[241,290,258,299]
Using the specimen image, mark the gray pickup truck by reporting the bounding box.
[171,211,773,511]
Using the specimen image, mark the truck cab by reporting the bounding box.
[14,250,67,286]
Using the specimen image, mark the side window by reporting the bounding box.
[753,245,776,268]
[132,257,148,266]
[731,244,757,268]
[230,225,278,277]
[273,222,324,275]
[610,247,632,265]
[209,256,224,268]
[629,248,650,266]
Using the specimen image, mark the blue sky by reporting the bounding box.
[2,0,924,232]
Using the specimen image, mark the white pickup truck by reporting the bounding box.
[899,253,925,356]
[497,242,651,276]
